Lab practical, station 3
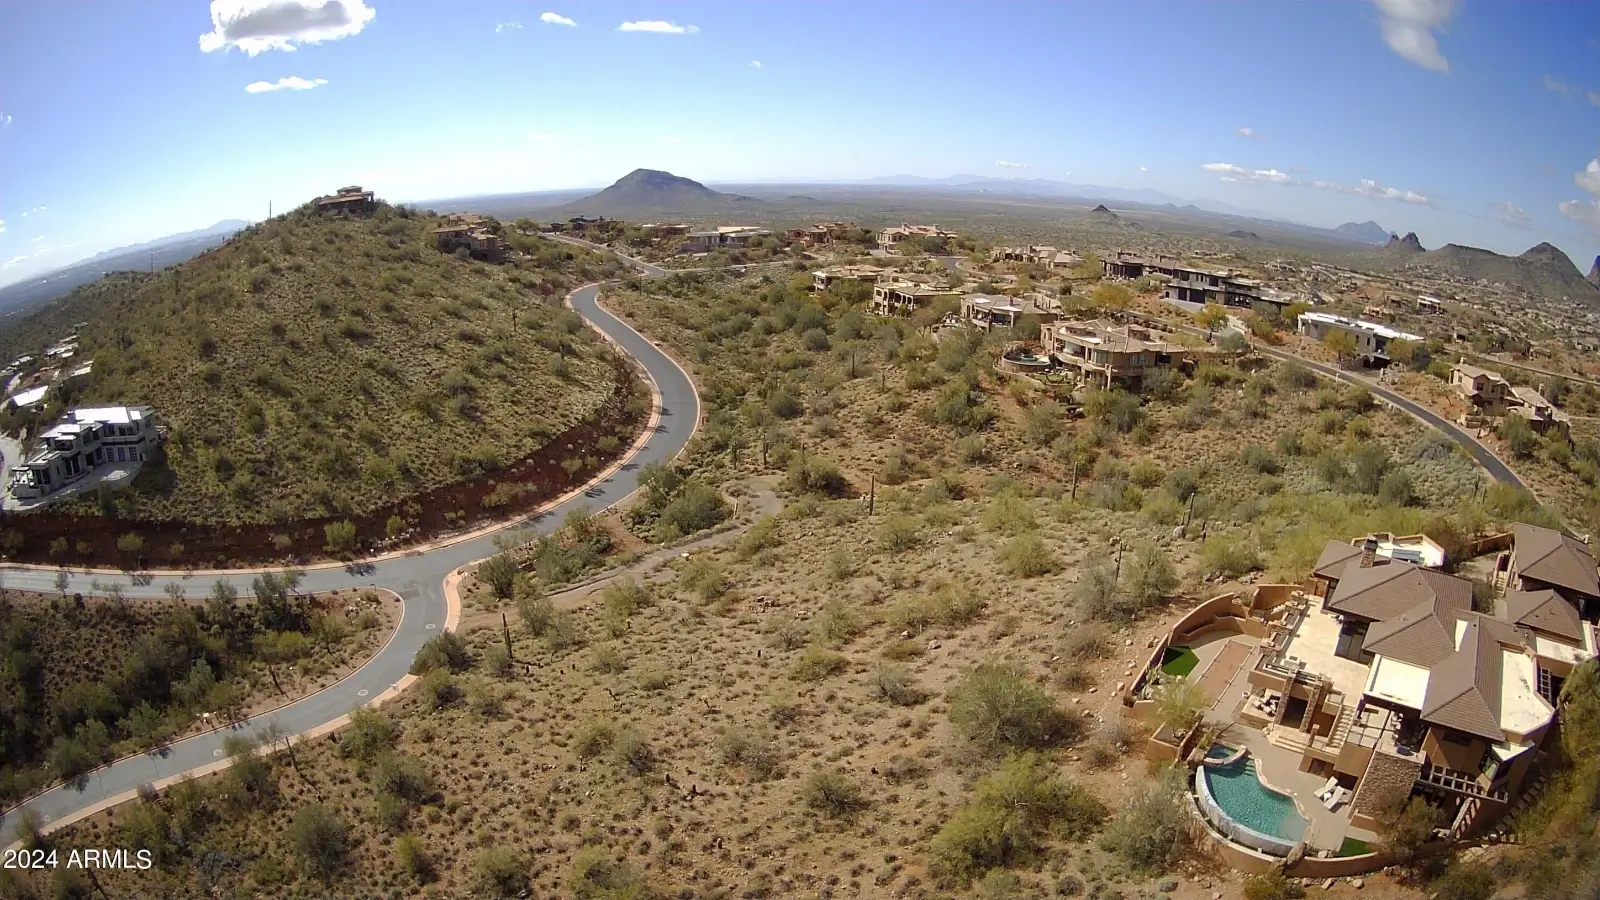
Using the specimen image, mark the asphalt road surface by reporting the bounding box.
[0,277,699,834]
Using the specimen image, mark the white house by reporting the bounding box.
[7,406,161,501]
[1298,311,1422,362]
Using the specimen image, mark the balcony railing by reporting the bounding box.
[1417,761,1508,803]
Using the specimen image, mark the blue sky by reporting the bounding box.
[1,0,1598,286]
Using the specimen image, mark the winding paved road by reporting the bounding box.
[0,267,700,836]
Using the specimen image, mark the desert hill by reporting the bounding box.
[1405,240,1600,305]
[1589,255,1600,289]
[1334,220,1390,245]
[1384,232,1425,254]
[549,169,764,219]
[1,199,637,532]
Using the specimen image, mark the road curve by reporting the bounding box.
[1252,345,1527,490]
[0,278,700,835]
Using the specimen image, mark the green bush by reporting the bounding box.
[717,726,781,782]
[802,768,869,818]
[287,804,350,882]
[792,645,847,681]
[932,751,1107,877]
[410,631,471,674]
[1099,766,1188,874]
[878,514,921,552]
[477,552,519,599]
[949,664,1077,750]
[476,846,529,898]
[569,848,648,899]
[323,520,359,556]
[787,456,849,496]
[339,708,396,762]
[871,664,928,706]
[998,533,1057,577]
[1242,872,1305,900]
[394,834,435,882]
[1198,534,1262,579]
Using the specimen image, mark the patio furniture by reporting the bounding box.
[1315,776,1339,801]
[1323,787,1349,812]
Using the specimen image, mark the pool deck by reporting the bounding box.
[1214,722,1381,854]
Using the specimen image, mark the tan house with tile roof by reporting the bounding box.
[1450,363,1512,413]
[1242,539,1596,840]
[1044,319,1190,389]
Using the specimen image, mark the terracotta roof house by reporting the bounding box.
[811,264,884,294]
[314,185,376,216]
[1507,386,1571,438]
[959,293,1060,332]
[1508,523,1599,619]
[1044,319,1190,389]
[432,215,507,262]
[869,278,962,318]
[876,223,957,250]
[1451,364,1512,413]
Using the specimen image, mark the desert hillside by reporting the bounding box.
[3,201,633,528]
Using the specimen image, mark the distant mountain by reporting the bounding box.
[1385,232,1426,254]
[548,169,763,219]
[0,219,249,317]
[1334,221,1390,245]
[1406,241,1600,306]
[1588,255,1600,289]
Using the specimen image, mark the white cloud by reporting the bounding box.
[1590,91,1600,109]
[1,114,11,127]
[527,132,564,143]
[29,235,43,242]
[0,220,5,234]
[1372,0,1457,73]
[3,256,27,269]
[60,242,79,250]
[1235,126,1261,139]
[495,21,522,33]
[1561,199,1600,229]
[1544,75,1572,97]
[662,136,682,144]
[19,207,44,218]
[1576,158,1600,197]
[748,60,762,69]
[199,0,376,55]
[995,160,1030,170]
[1139,166,1148,172]
[1200,162,1296,184]
[1355,178,1431,204]
[1494,201,1529,227]
[540,12,577,27]
[34,246,52,256]
[244,76,328,93]
[618,20,698,34]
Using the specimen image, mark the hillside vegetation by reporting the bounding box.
[6,202,632,527]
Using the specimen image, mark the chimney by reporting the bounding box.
[1360,536,1380,568]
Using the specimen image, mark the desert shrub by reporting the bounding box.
[1374,793,1445,867]
[678,556,728,600]
[1128,458,1164,488]
[655,479,730,538]
[1062,623,1112,660]
[949,663,1077,750]
[477,552,519,600]
[932,751,1107,877]
[288,804,350,882]
[476,846,528,898]
[569,848,648,899]
[1424,862,1495,900]
[717,726,782,782]
[410,631,471,674]
[792,645,847,681]
[787,456,848,496]
[1099,766,1188,874]
[1199,534,1262,578]
[323,520,358,556]
[1124,543,1179,607]
[574,718,616,758]
[813,597,862,646]
[419,669,460,708]
[736,515,781,558]
[889,581,985,633]
[871,664,929,706]
[802,769,869,818]
[517,591,555,636]
[1242,872,1306,900]
[1242,444,1280,475]
[340,708,396,763]
[1073,564,1127,622]
[394,834,435,882]
[1141,493,1184,525]
[1083,719,1133,769]
[613,725,657,775]
[878,513,921,552]
[998,533,1057,577]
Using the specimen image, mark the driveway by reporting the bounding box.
[1,270,700,835]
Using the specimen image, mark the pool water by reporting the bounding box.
[1202,754,1308,842]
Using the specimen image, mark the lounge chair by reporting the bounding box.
[1323,787,1349,811]
[1315,776,1339,801]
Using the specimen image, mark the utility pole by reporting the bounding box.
[1115,539,1125,580]
[868,474,876,515]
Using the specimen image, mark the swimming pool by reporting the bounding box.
[1200,749,1308,844]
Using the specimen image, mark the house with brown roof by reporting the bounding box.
[1044,319,1190,389]
[314,185,376,216]
[876,224,958,251]
[869,278,963,318]
[432,214,507,262]
[1507,385,1571,439]
[991,245,1083,270]
[1236,543,1596,841]
[787,222,855,246]
[959,294,1061,332]
[811,264,884,294]
[1504,523,1599,620]
[1450,364,1512,414]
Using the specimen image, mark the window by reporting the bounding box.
[1440,729,1472,746]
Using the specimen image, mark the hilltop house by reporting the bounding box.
[960,294,1061,332]
[788,222,856,246]
[870,278,963,318]
[1234,530,1598,840]
[1298,312,1422,365]
[1451,364,1513,415]
[432,215,506,262]
[812,264,884,294]
[1102,251,1290,313]
[1507,386,1571,439]
[1044,319,1189,388]
[640,222,691,237]
[1499,523,1600,621]
[683,226,771,251]
[314,186,376,216]
[877,224,958,251]
[7,406,162,502]
[991,245,1084,270]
